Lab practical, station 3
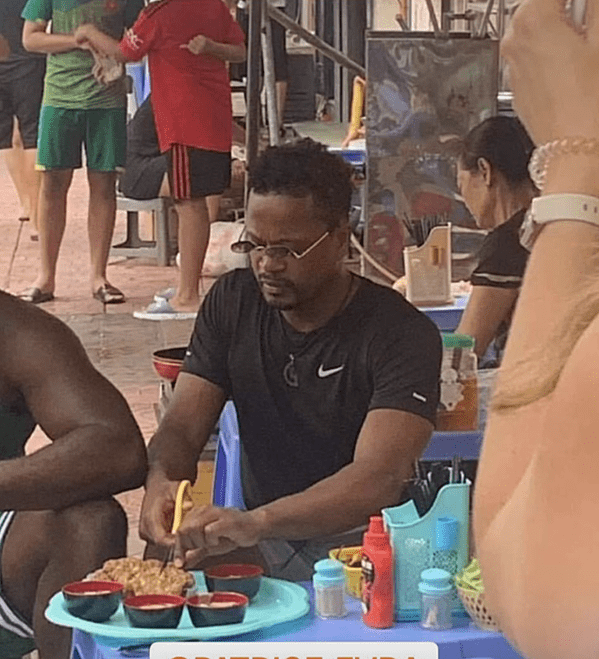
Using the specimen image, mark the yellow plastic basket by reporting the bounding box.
[456,586,501,632]
[455,558,500,632]
[329,546,362,598]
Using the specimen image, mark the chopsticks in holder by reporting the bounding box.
[407,457,465,516]
[403,214,449,247]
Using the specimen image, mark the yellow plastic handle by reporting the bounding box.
[171,479,192,534]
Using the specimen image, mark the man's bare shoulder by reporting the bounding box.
[0,292,87,381]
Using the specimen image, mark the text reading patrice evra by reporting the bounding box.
[150,641,438,659]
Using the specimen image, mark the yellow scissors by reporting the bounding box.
[160,479,193,570]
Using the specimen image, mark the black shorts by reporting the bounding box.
[167,145,231,201]
[0,57,46,150]
[118,153,168,200]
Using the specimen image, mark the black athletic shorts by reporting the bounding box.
[167,145,231,201]
[0,57,46,150]
[118,153,168,200]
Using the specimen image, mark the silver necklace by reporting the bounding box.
[282,275,356,388]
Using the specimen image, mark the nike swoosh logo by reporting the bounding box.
[318,364,344,378]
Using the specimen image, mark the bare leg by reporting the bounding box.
[30,169,74,294]
[159,175,220,223]
[22,148,42,234]
[170,197,210,312]
[2,499,127,659]
[206,195,222,223]
[3,123,29,218]
[3,123,42,234]
[86,170,118,294]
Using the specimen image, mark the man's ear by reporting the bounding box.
[477,157,493,187]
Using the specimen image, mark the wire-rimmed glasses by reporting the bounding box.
[231,230,330,261]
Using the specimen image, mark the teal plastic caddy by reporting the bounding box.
[382,481,470,622]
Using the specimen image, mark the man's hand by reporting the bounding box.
[139,473,184,549]
[74,24,94,49]
[173,506,267,568]
[181,35,210,55]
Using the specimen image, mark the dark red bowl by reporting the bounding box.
[204,564,263,601]
[62,580,123,623]
[123,594,185,628]
[187,592,248,627]
[152,347,187,383]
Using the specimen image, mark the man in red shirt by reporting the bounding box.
[76,0,246,319]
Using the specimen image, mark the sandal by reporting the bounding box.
[93,283,125,304]
[133,298,197,321]
[19,287,54,304]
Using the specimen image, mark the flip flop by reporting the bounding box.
[93,284,125,304]
[153,287,177,302]
[133,298,197,321]
[19,287,54,304]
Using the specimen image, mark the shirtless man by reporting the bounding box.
[0,291,147,658]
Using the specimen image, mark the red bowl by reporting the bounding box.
[123,594,186,628]
[187,592,248,627]
[152,347,187,382]
[62,580,123,622]
[204,564,264,601]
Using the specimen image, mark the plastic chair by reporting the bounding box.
[212,401,244,508]
[111,195,174,267]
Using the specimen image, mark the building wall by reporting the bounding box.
[372,0,445,32]
[372,0,400,30]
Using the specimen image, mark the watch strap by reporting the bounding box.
[520,194,599,251]
[532,194,599,226]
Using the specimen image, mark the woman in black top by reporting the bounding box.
[456,116,537,365]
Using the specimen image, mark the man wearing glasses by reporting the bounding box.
[140,139,442,580]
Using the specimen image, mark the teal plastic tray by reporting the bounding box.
[45,573,309,647]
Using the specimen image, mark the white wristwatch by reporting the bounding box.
[520,194,599,250]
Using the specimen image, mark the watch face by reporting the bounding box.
[519,208,538,252]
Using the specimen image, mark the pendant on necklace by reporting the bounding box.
[283,353,299,387]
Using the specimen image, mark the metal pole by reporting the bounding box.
[333,0,341,123]
[261,0,280,145]
[268,5,366,78]
[245,0,263,199]
[423,0,442,36]
[477,0,495,37]
[497,0,506,39]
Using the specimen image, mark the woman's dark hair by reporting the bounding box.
[460,116,535,188]
[248,138,353,230]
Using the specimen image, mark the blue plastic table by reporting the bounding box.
[70,583,523,659]
[420,295,469,333]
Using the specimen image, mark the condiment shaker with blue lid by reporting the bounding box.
[418,568,453,630]
[313,559,347,619]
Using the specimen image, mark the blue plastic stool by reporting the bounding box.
[212,401,244,508]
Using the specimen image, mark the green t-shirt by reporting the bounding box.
[21,0,144,109]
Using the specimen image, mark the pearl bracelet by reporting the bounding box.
[529,137,599,191]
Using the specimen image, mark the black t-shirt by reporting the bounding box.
[183,268,442,510]
[126,96,161,160]
[470,209,530,363]
[0,0,43,62]
[470,209,529,289]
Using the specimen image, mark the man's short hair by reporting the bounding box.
[248,139,353,230]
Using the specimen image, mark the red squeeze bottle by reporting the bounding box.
[361,515,394,628]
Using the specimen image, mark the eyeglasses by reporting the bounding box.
[230,230,331,261]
